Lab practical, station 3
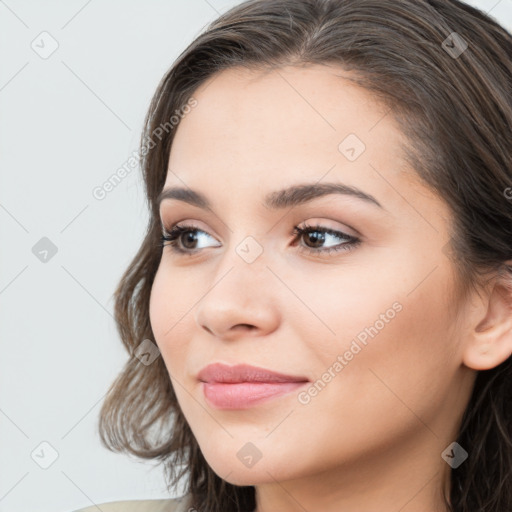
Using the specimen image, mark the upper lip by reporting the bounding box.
[198,363,309,384]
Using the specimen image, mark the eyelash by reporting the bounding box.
[160,222,361,257]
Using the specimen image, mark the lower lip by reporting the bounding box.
[202,381,307,409]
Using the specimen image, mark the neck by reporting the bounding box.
[254,430,453,512]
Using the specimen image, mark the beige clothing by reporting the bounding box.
[72,494,193,512]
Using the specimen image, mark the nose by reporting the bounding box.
[195,255,281,341]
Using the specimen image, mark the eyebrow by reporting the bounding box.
[157,182,384,211]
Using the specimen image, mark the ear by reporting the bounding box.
[462,268,512,371]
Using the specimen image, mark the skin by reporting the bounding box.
[149,64,512,512]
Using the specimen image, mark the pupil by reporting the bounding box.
[307,231,324,248]
[183,232,197,249]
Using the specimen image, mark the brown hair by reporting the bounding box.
[98,1,512,511]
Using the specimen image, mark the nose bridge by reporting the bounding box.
[204,233,271,309]
[194,233,280,337]
[214,217,273,286]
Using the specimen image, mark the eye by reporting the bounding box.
[160,222,361,256]
[160,223,221,255]
[291,222,361,255]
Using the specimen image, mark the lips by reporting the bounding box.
[197,362,309,384]
[197,363,310,409]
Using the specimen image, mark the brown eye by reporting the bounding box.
[161,224,221,254]
[301,229,326,248]
[292,223,361,255]
[180,230,200,249]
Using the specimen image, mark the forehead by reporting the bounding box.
[173,65,392,148]
[168,64,406,178]
[165,65,451,225]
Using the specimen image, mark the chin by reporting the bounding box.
[203,450,298,486]
[214,467,276,487]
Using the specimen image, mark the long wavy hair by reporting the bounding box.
[97,1,512,511]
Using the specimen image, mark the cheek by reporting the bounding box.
[149,265,191,361]
[275,269,457,470]
[337,272,456,415]
[148,267,169,343]
[278,256,403,363]
[292,249,458,407]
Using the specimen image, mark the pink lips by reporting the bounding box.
[198,363,309,409]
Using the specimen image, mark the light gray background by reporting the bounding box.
[1,1,510,511]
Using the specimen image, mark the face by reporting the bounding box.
[149,65,475,491]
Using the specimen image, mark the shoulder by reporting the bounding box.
[71,494,192,512]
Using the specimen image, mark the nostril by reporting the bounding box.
[201,323,255,336]
[201,325,214,335]
[234,324,256,331]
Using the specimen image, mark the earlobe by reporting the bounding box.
[462,276,512,371]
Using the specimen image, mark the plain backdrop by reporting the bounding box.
[0,1,511,511]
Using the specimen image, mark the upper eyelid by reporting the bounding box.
[162,223,220,244]
[162,221,216,237]
[160,211,361,231]
[158,197,370,229]
[162,222,357,241]
[159,211,360,235]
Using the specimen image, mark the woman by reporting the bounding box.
[73,0,512,511]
